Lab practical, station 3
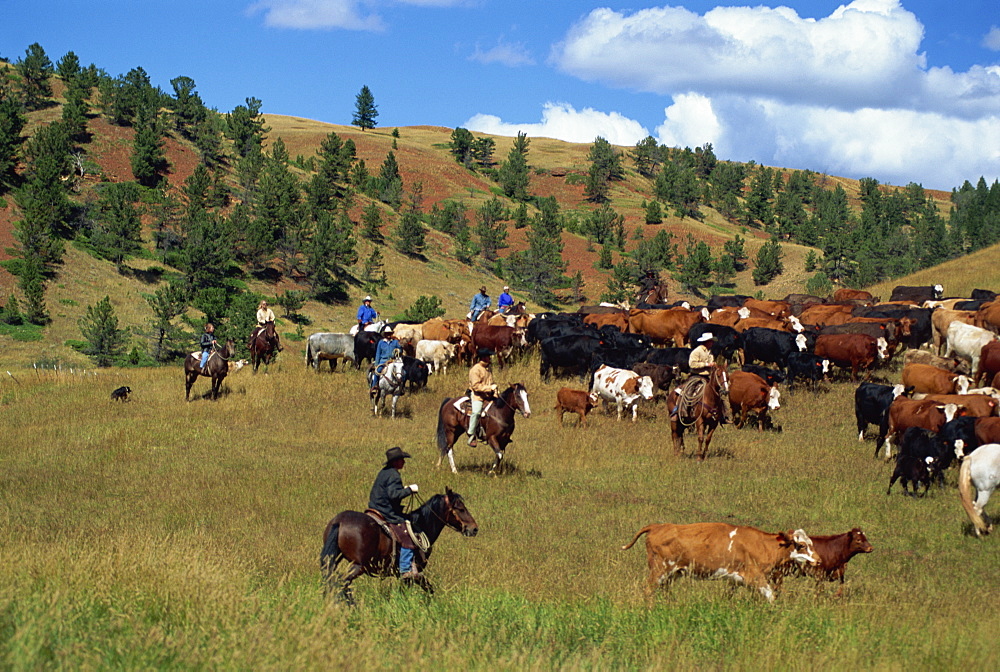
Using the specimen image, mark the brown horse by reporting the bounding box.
[184,339,236,400]
[637,282,669,305]
[320,488,478,605]
[435,383,531,474]
[667,366,730,461]
[248,321,280,373]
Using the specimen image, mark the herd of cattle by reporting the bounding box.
[300,282,1000,600]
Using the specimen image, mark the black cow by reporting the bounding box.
[632,362,679,396]
[110,386,132,402]
[936,417,979,469]
[353,331,379,370]
[972,289,998,302]
[591,345,653,373]
[597,326,650,349]
[954,300,988,311]
[540,335,602,381]
[400,356,429,391]
[889,284,943,303]
[785,352,829,391]
[741,364,785,387]
[741,327,807,368]
[689,323,741,362]
[527,315,587,344]
[854,306,932,349]
[854,382,912,446]
[638,347,693,373]
[707,294,752,310]
[887,427,945,495]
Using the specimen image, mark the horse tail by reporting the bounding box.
[958,457,989,536]
[320,521,342,574]
[305,338,313,368]
[621,525,656,550]
[436,398,451,455]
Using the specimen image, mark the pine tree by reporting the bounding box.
[360,201,384,242]
[78,296,128,366]
[0,91,27,191]
[377,151,403,207]
[144,282,188,362]
[498,132,530,201]
[752,239,784,285]
[644,199,662,225]
[361,247,388,292]
[475,197,507,261]
[352,85,379,131]
[15,43,53,111]
[630,136,661,178]
[225,97,269,158]
[675,235,713,294]
[402,296,446,322]
[19,253,48,325]
[90,182,143,272]
[393,210,426,257]
[131,105,167,187]
[449,127,474,167]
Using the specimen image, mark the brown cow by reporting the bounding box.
[553,388,599,427]
[973,416,1000,447]
[799,303,854,327]
[903,349,971,375]
[901,362,972,396]
[743,298,791,318]
[974,300,1000,334]
[622,522,819,603]
[421,317,470,344]
[975,340,1000,386]
[917,393,996,418]
[628,308,704,346]
[582,311,629,332]
[471,324,525,369]
[931,308,977,354]
[815,333,887,382]
[632,362,678,398]
[833,288,875,302]
[881,398,961,459]
[733,317,796,333]
[728,371,781,431]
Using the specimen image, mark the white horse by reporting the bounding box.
[371,359,407,418]
[958,442,1000,537]
[349,320,387,336]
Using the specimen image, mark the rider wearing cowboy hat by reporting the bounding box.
[683,332,731,423]
[370,325,401,396]
[467,347,498,447]
[367,446,420,579]
[469,286,491,322]
[357,295,378,329]
[497,286,515,314]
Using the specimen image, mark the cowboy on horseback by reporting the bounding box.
[250,300,282,352]
[369,325,401,397]
[199,322,218,375]
[367,446,420,580]
[674,332,731,423]
[467,347,498,447]
[357,295,378,329]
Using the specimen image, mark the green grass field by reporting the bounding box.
[2,348,998,669]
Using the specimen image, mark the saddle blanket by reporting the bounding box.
[451,396,494,415]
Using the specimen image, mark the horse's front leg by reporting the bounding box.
[487,436,504,475]
[670,418,684,456]
[390,394,398,419]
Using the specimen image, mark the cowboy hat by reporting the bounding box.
[697,332,716,342]
[383,325,394,333]
[363,296,373,302]
[384,446,411,463]
[476,347,495,359]
[503,285,509,291]
[479,285,487,292]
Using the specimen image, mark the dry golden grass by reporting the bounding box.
[2,350,999,668]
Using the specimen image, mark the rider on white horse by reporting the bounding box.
[370,325,401,397]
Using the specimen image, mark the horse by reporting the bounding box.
[435,383,531,474]
[320,488,479,604]
[958,443,1000,537]
[666,366,730,461]
[248,321,280,373]
[636,282,669,306]
[184,339,236,401]
[371,359,407,418]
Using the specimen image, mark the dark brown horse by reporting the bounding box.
[435,383,531,474]
[320,488,478,604]
[637,282,669,305]
[248,321,280,373]
[667,366,730,461]
[184,339,236,400]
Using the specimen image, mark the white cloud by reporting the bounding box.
[984,26,1000,51]
[469,39,535,67]
[540,0,1000,186]
[249,0,385,31]
[249,0,467,31]
[465,102,649,146]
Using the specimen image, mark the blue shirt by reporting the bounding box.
[470,293,491,313]
[375,338,400,365]
[498,292,514,309]
[357,304,378,324]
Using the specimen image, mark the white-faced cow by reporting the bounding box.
[591,365,655,422]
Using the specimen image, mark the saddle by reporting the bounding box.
[451,395,493,440]
[364,509,430,554]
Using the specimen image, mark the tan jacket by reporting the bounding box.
[469,361,497,400]
[257,308,275,325]
[688,344,715,374]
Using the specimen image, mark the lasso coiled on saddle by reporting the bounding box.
[674,378,707,427]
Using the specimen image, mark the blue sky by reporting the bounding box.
[2,0,998,190]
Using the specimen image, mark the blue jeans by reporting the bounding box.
[399,547,414,573]
[200,350,210,368]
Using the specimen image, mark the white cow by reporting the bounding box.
[415,339,457,374]
[591,364,655,422]
[946,322,998,377]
